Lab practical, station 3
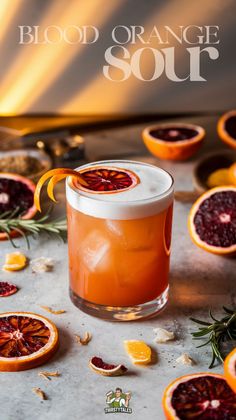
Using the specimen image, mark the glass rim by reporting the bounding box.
[66,159,174,205]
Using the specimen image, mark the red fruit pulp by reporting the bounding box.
[0,315,50,357]
[172,375,236,419]
[0,282,18,297]
[193,190,236,248]
[91,357,127,372]
[75,167,138,192]
[0,178,34,216]
[150,127,198,142]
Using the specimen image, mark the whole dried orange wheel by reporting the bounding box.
[229,163,236,185]
[224,348,236,393]
[34,167,140,211]
[124,340,151,365]
[142,123,205,161]
[188,186,236,255]
[218,110,236,149]
[162,373,236,420]
[0,312,59,371]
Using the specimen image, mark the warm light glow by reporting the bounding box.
[0,0,122,115]
[0,0,232,115]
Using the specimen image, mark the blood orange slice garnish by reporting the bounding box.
[163,373,236,420]
[34,167,140,211]
[0,282,18,297]
[73,166,139,193]
[0,312,59,371]
[188,186,236,255]
[224,348,236,393]
[0,173,37,240]
[89,356,127,376]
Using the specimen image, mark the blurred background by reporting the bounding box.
[0,0,235,117]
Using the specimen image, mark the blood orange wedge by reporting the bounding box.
[142,123,205,161]
[89,356,127,376]
[0,173,37,240]
[224,348,236,393]
[163,373,236,420]
[0,282,18,297]
[188,186,236,255]
[0,312,59,371]
[34,167,140,211]
[218,110,236,149]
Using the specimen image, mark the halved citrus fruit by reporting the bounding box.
[0,312,59,371]
[163,373,236,419]
[224,348,236,393]
[3,251,27,271]
[142,123,205,161]
[0,282,18,297]
[89,356,127,376]
[124,340,151,365]
[188,186,236,255]
[229,163,236,186]
[34,166,140,211]
[207,168,231,188]
[0,173,37,240]
[218,110,236,149]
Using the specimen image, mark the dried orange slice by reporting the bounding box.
[0,312,59,371]
[162,373,236,419]
[218,110,236,149]
[224,348,236,393]
[34,166,140,211]
[142,123,205,161]
[207,168,231,188]
[229,163,236,185]
[3,252,27,271]
[124,340,151,365]
[188,186,236,255]
[89,357,127,376]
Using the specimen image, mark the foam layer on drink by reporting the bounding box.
[66,160,174,220]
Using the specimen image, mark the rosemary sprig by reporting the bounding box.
[190,306,236,368]
[0,209,67,248]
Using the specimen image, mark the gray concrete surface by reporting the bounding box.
[0,115,235,420]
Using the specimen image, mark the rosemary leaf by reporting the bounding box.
[190,306,236,368]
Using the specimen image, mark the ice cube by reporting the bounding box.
[81,230,111,272]
[106,219,154,251]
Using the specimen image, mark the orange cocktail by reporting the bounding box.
[66,160,174,321]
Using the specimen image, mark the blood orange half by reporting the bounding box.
[224,348,236,394]
[163,373,236,419]
[188,186,236,255]
[34,167,140,211]
[0,312,59,371]
[0,173,37,240]
[142,123,205,161]
[218,110,236,150]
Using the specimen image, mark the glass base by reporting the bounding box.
[69,286,169,321]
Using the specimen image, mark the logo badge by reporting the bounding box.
[105,388,132,414]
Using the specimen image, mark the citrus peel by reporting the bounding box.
[224,348,236,393]
[34,168,88,212]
